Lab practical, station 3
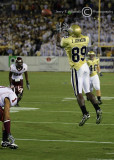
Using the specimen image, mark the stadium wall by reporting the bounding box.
[0,56,114,72]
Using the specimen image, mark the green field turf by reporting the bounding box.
[0,71,114,160]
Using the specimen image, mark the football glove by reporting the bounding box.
[99,72,103,76]
[26,81,30,90]
[10,84,15,91]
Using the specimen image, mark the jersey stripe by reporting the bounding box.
[71,69,76,96]
[74,69,79,95]
[71,68,79,96]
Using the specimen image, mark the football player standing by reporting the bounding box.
[87,51,102,105]
[0,86,18,149]
[9,57,30,106]
[60,25,102,126]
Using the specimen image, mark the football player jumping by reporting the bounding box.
[9,57,30,106]
[0,86,18,149]
[60,24,102,126]
[87,51,102,105]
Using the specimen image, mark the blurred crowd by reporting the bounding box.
[0,0,113,56]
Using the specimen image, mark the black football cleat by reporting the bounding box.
[79,113,90,126]
[1,134,18,149]
[1,141,18,149]
[98,100,102,105]
[1,141,11,147]
[96,109,102,124]
[9,143,18,149]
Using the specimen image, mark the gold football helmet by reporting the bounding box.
[88,51,95,55]
[68,24,82,37]
[88,51,95,60]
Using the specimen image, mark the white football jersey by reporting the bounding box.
[10,63,27,80]
[0,86,17,107]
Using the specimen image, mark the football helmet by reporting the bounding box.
[88,51,95,60]
[68,24,82,37]
[15,57,23,71]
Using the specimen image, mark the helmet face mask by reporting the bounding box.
[68,25,81,37]
[88,51,95,60]
[15,57,23,71]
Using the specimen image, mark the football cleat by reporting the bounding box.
[79,113,90,126]
[96,109,102,124]
[1,141,11,147]
[9,143,18,149]
[1,134,18,149]
[1,141,18,149]
[98,100,102,105]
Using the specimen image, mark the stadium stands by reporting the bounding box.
[0,0,113,56]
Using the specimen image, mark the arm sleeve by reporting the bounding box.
[10,64,13,72]
[87,36,89,44]
[24,64,28,71]
[97,59,100,73]
[60,37,67,48]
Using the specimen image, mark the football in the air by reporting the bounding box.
[42,9,52,16]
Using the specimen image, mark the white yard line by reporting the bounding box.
[106,153,114,155]
[21,102,53,103]
[15,138,114,145]
[41,111,111,114]
[88,158,114,160]
[12,121,114,126]
[11,107,39,111]
[10,107,40,113]
[102,104,113,106]
[21,96,114,103]
[10,108,112,114]
[63,97,114,101]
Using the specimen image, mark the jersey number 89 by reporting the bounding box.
[72,46,86,62]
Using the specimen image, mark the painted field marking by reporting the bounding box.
[88,158,114,160]
[106,153,114,155]
[62,96,114,101]
[42,111,111,114]
[12,121,114,126]
[10,107,112,114]
[10,107,39,113]
[102,104,113,106]
[15,138,114,145]
[21,101,53,104]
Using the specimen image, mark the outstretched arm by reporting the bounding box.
[9,71,13,86]
[97,64,100,73]
[2,98,18,148]
[24,71,28,82]
[3,98,10,135]
[97,64,103,76]
[24,71,30,90]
